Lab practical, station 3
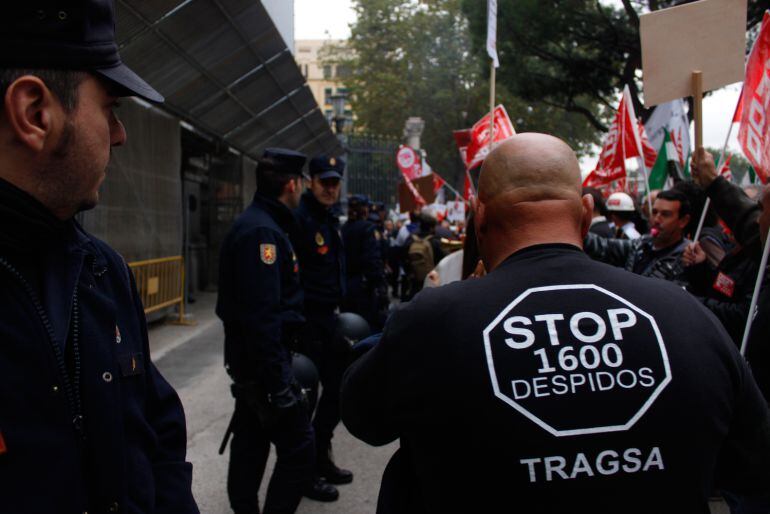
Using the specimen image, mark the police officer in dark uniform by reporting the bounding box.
[217,149,334,513]
[292,155,353,488]
[341,134,770,514]
[0,2,198,512]
[342,194,386,330]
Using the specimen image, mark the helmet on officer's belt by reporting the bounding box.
[605,192,636,212]
[336,312,371,347]
[292,353,319,411]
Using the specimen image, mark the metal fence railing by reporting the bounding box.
[127,256,189,322]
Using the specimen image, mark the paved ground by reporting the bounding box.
[148,292,730,514]
[150,293,395,514]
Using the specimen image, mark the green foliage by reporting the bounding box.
[324,0,604,188]
[461,0,767,143]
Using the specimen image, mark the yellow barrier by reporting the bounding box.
[127,256,192,324]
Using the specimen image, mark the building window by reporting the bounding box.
[324,109,333,123]
[324,88,332,105]
[336,65,351,78]
[298,47,311,53]
[302,64,309,79]
[323,65,332,80]
[336,87,349,96]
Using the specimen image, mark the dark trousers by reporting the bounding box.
[227,398,315,514]
[304,304,346,454]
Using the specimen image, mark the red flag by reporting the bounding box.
[463,170,473,201]
[638,120,658,169]
[453,129,472,167]
[738,11,770,184]
[465,105,516,170]
[432,173,446,193]
[395,145,427,206]
[396,145,423,180]
[582,86,643,188]
[719,154,733,181]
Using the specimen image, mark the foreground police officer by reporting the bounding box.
[341,133,770,513]
[217,149,337,513]
[0,2,198,513]
[292,155,353,490]
[342,194,386,329]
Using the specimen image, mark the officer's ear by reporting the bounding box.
[580,194,594,238]
[3,75,61,153]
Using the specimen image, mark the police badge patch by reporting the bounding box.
[260,244,277,264]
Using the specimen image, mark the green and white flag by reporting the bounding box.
[649,129,678,190]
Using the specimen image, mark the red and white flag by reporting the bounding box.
[638,120,658,169]
[738,11,770,184]
[583,86,642,188]
[396,145,423,180]
[465,105,516,170]
[396,145,427,206]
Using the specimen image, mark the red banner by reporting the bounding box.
[738,11,770,184]
[465,105,516,170]
[583,86,642,188]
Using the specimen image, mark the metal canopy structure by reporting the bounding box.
[115,0,340,159]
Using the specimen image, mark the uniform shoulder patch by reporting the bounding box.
[260,243,277,264]
[315,232,325,246]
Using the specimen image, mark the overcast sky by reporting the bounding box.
[294,0,743,168]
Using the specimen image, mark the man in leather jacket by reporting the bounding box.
[583,189,692,286]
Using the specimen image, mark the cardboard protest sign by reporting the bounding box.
[640,0,746,107]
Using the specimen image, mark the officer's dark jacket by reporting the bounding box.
[342,219,383,285]
[292,191,345,307]
[342,244,770,514]
[0,179,197,514]
[584,232,690,286]
[216,192,304,393]
[704,176,770,401]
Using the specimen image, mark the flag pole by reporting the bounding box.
[740,225,770,356]
[692,93,741,242]
[625,86,653,214]
[489,62,496,154]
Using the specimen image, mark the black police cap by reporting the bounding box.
[309,155,345,179]
[258,148,307,176]
[347,194,369,209]
[0,1,163,102]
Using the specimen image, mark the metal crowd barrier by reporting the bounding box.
[127,256,190,323]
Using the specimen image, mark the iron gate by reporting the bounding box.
[345,133,401,209]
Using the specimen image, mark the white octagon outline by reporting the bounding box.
[482,283,672,437]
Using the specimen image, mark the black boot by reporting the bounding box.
[318,445,353,485]
[303,477,339,502]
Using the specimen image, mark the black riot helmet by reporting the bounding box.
[336,312,371,348]
[291,353,319,412]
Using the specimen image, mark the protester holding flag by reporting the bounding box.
[691,149,769,401]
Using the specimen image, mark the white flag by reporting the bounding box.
[644,99,691,167]
[487,0,499,68]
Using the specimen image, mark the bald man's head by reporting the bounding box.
[478,133,582,204]
[473,133,593,271]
